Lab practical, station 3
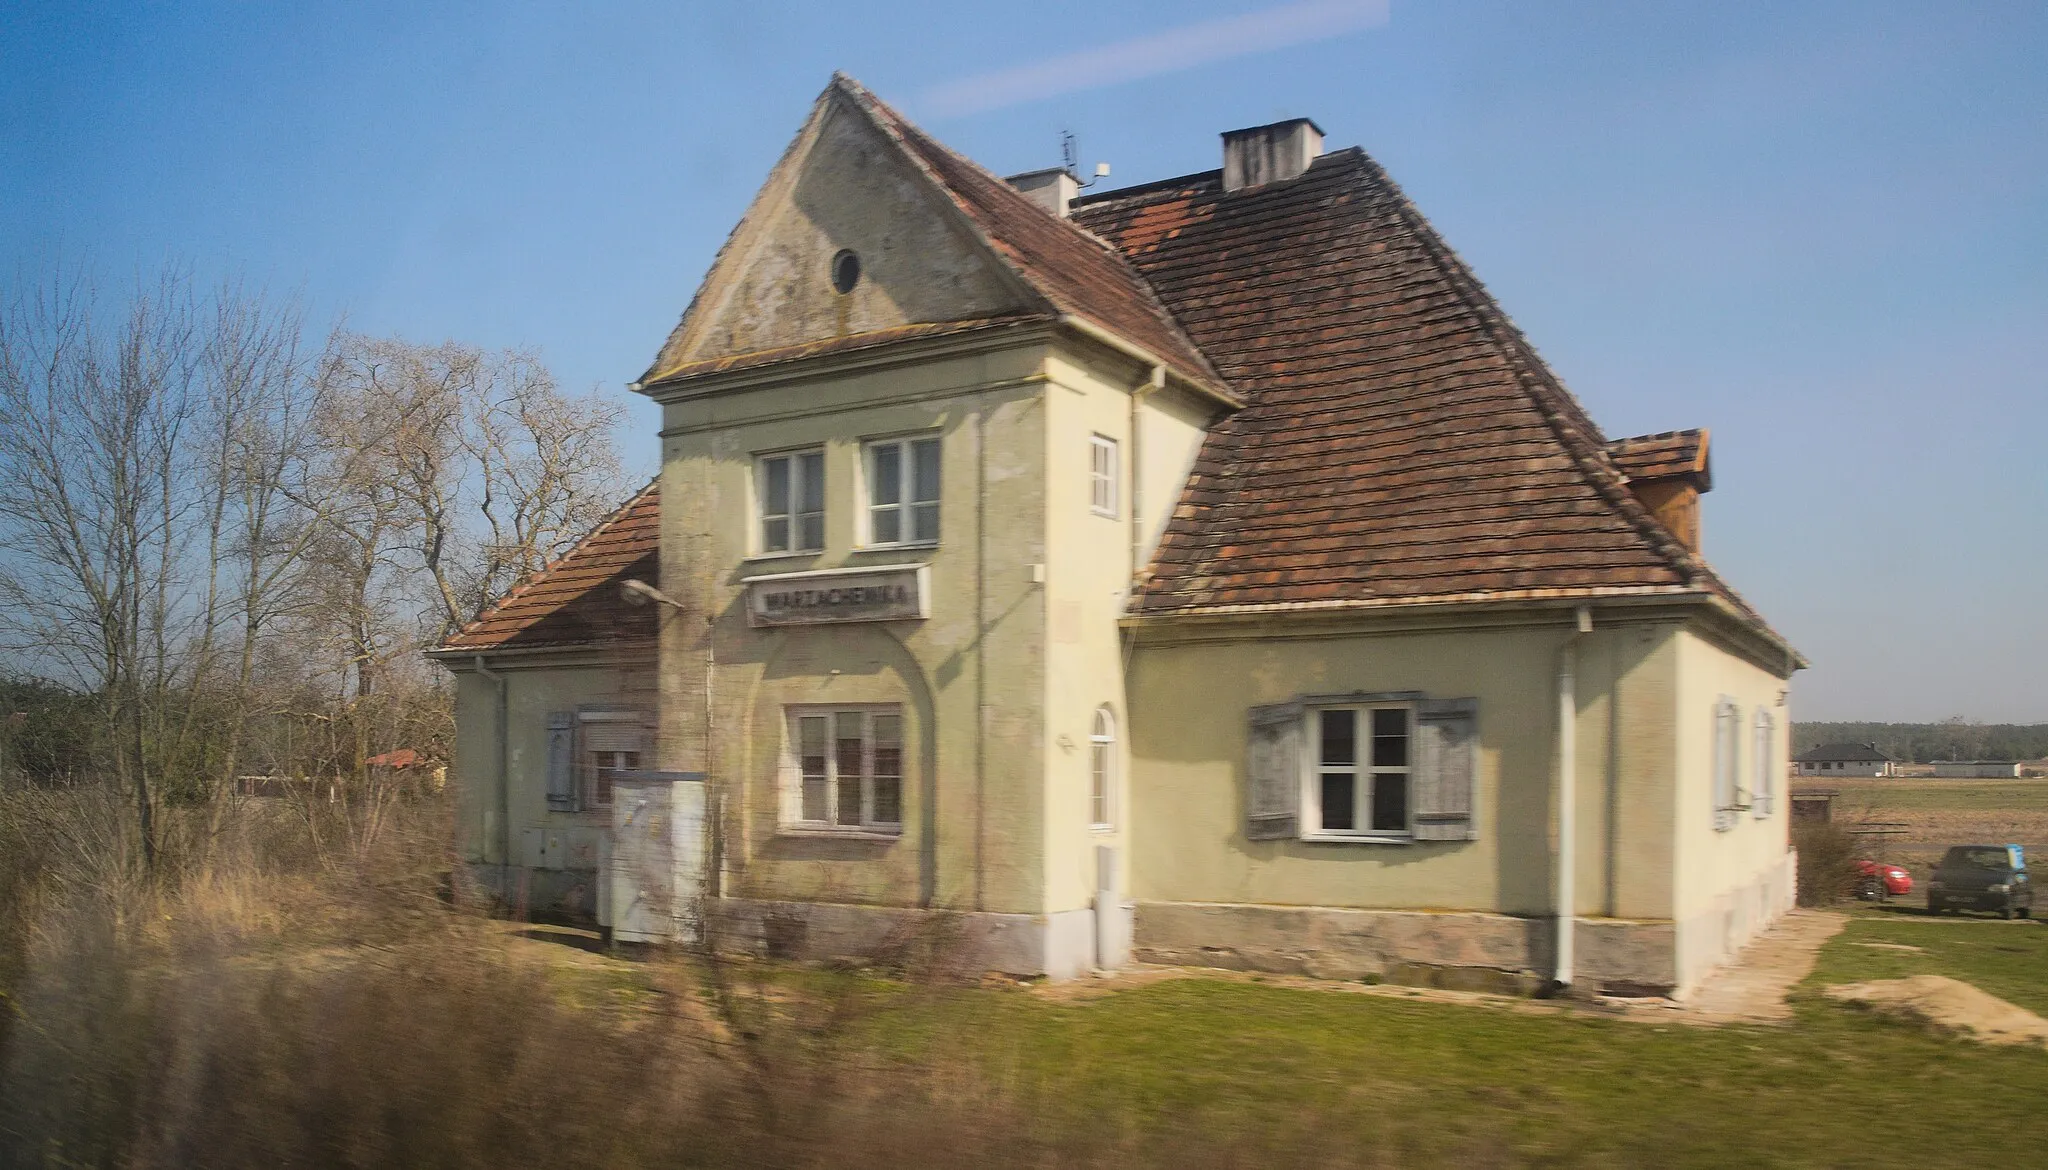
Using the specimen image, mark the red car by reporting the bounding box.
[1856,860,1913,901]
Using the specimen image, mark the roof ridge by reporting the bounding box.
[838,77,1231,394]
[1340,149,1715,594]
[437,477,659,652]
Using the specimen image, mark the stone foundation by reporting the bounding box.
[1133,901,1681,993]
[710,898,1105,980]
[464,862,601,921]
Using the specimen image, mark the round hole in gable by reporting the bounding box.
[830,249,861,295]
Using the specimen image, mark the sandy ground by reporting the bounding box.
[1826,975,2048,1047]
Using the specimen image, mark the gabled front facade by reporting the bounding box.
[437,76,1805,996]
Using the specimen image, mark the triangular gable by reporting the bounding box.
[642,80,1045,385]
[641,76,1228,398]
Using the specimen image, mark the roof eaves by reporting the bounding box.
[430,478,660,655]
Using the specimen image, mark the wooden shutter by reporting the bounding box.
[1245,700,1304,840]
[545,711,578,811]
[1414,698,1478,841]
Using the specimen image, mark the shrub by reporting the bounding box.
[1794,818,1862,906]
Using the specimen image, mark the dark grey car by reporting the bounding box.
[1926,845,2033,919]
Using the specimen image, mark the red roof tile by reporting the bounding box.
[1070,154,1718,614]
[434,481,660,653]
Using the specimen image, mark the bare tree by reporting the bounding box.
[1,267,630,822]
[0,265,205,868]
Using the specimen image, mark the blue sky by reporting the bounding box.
[4,1,2044,721]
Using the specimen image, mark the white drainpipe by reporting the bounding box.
[1554,606,1593,991]
[475,654,510,881]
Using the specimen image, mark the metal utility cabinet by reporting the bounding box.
[607,771,708,944]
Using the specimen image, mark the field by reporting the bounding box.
[10,784,2048,1167]
[1798,777,2048,881]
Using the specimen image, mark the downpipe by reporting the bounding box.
[475,654,511,892]
[1543,606,1593,997]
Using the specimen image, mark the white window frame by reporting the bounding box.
[755,447,826,556]
[577,709,648,809]
[1304,703,1414,842]
[1088,435,1118,518]
[862,434,941,548]
[782,705,904,835]
[1089,706,1116,831]
[1752,709,1777,818]
[1712,696,1746,830]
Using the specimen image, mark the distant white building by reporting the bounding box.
[1794,743,1897,777]
[1928,761,2022,779]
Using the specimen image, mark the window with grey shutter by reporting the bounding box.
[545,711,578,811]
[1245,700,1305,840]
[1413,698,1478,841]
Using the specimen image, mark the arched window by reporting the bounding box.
[1090,706,1116,829]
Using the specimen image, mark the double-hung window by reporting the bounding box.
[1089,435,1118,518]
[1311,705,1412,837]
[786,706,903,832]
[758,449,825,554]
[865,436,940,546]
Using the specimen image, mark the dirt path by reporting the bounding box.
[1659,909,1847,1024]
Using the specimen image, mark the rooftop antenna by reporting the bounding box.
[1063,130,1111,189]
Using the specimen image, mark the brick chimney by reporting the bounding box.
[1006,167,1080,218]
[1605,429,1712,555]
[1221,118,1324,191]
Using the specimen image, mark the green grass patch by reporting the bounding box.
[1820,780,2048,814]
[1808,914,2048,1015]
[858,962,2048,1167]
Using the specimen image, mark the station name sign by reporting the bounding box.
[742,564,930,628]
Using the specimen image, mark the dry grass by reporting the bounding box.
[0,780,1341,1169]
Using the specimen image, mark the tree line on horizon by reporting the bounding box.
[1792,720,2048,764]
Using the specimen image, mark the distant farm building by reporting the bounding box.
[1928,761,2023,779]
[1794,742,1897,777]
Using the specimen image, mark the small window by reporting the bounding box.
[1089,435,1118,518]
[758,449,825,554]
[865,436,941,546]
[1311,705,1411,837]
[578,711,648,808]
[830,249,861,295]
[1090,706,1116,830]
[786,706,902,832]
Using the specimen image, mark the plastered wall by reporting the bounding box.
[1125,614,1693,921]
[659,338,1054,916]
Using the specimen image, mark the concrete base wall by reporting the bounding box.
[464,863,601,922]
[1134,901,1681,993]
[712,899,1101,980]
[1674,848,1797,996]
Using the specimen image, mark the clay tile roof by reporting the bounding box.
[1071,151,1781,640]
[1608,429,1712,491]
[434,481,661,654]
[841,78,1230,399]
